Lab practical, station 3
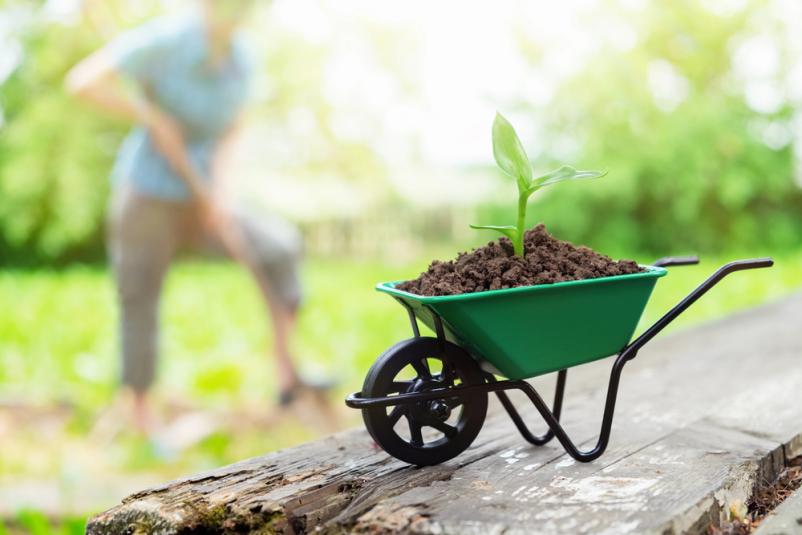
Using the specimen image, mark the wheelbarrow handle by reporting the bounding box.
[717,257,774,271]
[624,257,774,358]
[652,255,700,267]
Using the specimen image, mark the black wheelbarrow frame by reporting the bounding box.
[346,257,773,465]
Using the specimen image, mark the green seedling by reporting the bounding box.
[471,113,607,256]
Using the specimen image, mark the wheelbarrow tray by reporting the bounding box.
[377,266,667,380]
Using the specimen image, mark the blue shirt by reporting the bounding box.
[109,16,251,200]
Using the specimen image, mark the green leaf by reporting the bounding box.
[492,112,533,193]
[530,165,607,191]
[469,224,519,241]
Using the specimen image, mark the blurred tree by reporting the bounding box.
[0,0,393,265]
[2,0,802,265]
[0,1,157,265]
[527,0,802,255]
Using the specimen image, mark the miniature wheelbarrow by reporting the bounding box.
[345,256,773,466]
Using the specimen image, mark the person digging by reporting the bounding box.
[66,0,330,434]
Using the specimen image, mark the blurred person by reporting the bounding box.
[66,0,320,433]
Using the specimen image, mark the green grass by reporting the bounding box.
[0,252,800,525]
[0,258,415,408]
[2,511,84,535]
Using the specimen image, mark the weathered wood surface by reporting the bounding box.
[88,294,802,534]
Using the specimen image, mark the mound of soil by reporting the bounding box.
[398,224,643,297]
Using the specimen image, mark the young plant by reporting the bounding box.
[471,113,607,256]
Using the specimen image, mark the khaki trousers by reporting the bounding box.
[108,186,303,392]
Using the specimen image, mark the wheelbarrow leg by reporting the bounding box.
[490,370,566,446]
[507,257,775,462]
[507,353,628,462]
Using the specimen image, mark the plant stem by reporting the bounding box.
[515,192,527,256]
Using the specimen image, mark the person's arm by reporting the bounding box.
[66,48,270,297]
[65,49,210,203]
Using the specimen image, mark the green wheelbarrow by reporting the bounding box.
[345,256,773,466]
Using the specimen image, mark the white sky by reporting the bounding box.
[236,0,632,214]
[267,0,606,167]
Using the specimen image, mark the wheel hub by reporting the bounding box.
[428,400,451,421]
[409,378,452,423]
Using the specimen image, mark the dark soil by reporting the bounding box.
[397,224,644,296]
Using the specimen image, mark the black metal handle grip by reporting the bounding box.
[716,257,774,272]
[652,256,700,267]
[625,256,773,356]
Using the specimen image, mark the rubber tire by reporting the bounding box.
[361,337,488,466]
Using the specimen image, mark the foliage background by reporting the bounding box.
[1,0,801,530]
[1,0,802,264]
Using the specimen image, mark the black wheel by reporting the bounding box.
[361,337,488,466]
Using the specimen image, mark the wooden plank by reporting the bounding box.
[350,421,782,535]
[87,293,802,534]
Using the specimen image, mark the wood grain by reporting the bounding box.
[88,293,802,534]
